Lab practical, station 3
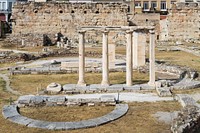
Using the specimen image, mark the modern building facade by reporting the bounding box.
[65,0,177,14]
[134,0,177,14]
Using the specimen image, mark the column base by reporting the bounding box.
[126,83,133,87]
[101,80,110,87]
[148,81,155,87]
[77,80,87,87]
[133,65,138,69]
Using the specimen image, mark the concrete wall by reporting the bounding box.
[11,2,129,46]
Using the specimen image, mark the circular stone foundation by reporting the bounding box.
[2,104,128,130]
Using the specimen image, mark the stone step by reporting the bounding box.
[156,87,172,97]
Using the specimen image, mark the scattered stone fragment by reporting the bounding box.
[18,95,35,104]
[176,94,198,107]
[156,87,172,97]
[46,82,62,93]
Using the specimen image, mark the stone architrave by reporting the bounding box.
[148,30,155,86]
[77,30,86,86]
[108,43,115,69]
[132,31,138,69]
[138,33,146,66]
[101,30,110,86]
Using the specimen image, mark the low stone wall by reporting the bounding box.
[10,66,126,75]
[2,103,128,130]
[155,63,200,96]
[171,94,200,133]
[2,94,129,130]
[0,52,37,63]
[171,106,200,133]
[44,83,155,95]
[156,63,198,81]
[17,95,117,107]
[156,63,184,76]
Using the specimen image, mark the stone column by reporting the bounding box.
[148,30,155,86]
[138,33,146,66]
[126,30,133,86]
[77,30,86,86]
[108,43,115,69]
[101,30,110,86]
[132,31,138,68]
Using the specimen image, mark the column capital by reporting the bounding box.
[126,30,133,34]
[129,27,137,31]
[78,30,86,34]
[149,30,155,34]
[101,29,109,34]
[102,31,109,34]
[77,80,86,86]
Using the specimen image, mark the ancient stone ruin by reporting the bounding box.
[165,2,200,43]
[10,2,128,46]
[76,26,155,87]
[1,1,200,132]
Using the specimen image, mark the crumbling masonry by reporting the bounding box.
[9,2,200,46]
[166,2,200,43]
[11,2,129,46]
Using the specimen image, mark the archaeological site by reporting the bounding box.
[0,0,200,133]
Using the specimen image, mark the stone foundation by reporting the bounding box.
[17,95,117,107]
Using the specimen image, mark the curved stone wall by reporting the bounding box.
[2,104,128,130]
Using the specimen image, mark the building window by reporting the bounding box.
[135,1,141,7]
[170,1,176,8]
[151,1,157,9]
[8,2,12,11]
[0,2,1,10]
[2,2,6,10]
[143,1,149,10]
[161,1,167,10]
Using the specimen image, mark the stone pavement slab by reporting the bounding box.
[176,94,198,107]
[2,105,19,119]
[2,103,128,130]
